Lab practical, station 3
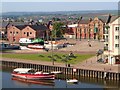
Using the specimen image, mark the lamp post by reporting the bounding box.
[108,50,112,65]
[79,28,81,41]
[51,31,54,65]
[75,27,77,40]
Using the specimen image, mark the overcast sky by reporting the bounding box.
[1,1,119,13]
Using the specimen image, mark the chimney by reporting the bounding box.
[107,14,112,24]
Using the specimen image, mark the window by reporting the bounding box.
[27,32,29,37]
[24,32,26,34]
[115,44,119,48]
[16,32,18,34]
[10,31,12,34]
[30,32,32,34]
[115,27,119,31]
[115,35,119,39]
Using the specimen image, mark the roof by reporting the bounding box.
[15,25,26,30]
[109,15,119,23]
[0,22,8,28]
[29,25,48,31]
[79,19,91,24]
[13,68,34,73]
[0,21,28,28]
[14,25,48,31]
[98,15,110,23]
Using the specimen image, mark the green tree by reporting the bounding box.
[52,22,65,38]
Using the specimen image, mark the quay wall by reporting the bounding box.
[1,61,120,81]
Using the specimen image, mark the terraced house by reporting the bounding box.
[7,24,48,43]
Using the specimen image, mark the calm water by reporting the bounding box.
[1,66,120,89]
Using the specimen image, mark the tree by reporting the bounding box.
[52,22,65,38]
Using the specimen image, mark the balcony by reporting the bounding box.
[103,30,108,34]
[104,39,108,42]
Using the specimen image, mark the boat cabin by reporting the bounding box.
[13,68,36,74]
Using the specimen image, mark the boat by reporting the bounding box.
[19,38,44,46]
[11,68,55,80]
[51,71,62,74]
[0,42,20,50]
[12,77,55,86]
[27,44,44,49]
[67,79,78,84]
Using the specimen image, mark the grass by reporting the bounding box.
[2,53,95,64]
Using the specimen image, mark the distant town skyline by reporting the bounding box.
[2,2,118,13]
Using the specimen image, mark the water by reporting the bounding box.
[1,66,120,89]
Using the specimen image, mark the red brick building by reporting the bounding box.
[65,17,108,40]
[7,25,48,43]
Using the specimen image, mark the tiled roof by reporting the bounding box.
[29,25,48,31]
[98,15,110,23]
[15,25,48,31]
[0,22,8,28]
[79,19,90,24]
[15,25,26,30]
[109,15,119,23]
[0,21,28,28]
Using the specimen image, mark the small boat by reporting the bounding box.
[11,68,55,80]
[0,42,20,50]
[51,71,62,74]
[67,79,78,84]
[27,44,44,49]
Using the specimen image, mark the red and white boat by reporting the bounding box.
[27,44,44,49]
[11,68,55,80]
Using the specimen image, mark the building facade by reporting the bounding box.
[65,17,106,40]
[104,16,120,64]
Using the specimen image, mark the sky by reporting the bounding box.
[1,1,119,13]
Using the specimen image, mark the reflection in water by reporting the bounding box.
[11,77,55,86]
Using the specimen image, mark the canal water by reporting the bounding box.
[1,66,120,89]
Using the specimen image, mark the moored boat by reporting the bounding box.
[12,77,55,86]
[11,68,55,80]
[51,71,62,74]
[67,79,78,84]
[27,44,44,49]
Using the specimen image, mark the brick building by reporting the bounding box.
[65,16,110,40]
[7,25,48,43]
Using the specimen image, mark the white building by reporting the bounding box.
[104,16,120,65]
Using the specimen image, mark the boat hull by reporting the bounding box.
[11,77,55,86]
[12,73,55,80]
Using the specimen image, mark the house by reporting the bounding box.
[7,25,48,43]
[104,15,120,64]
[64,24,78,39]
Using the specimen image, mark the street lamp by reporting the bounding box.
[50,31,54,65]
[108,50,112,65]
[75,27,77,40]
[79,28,81,41]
